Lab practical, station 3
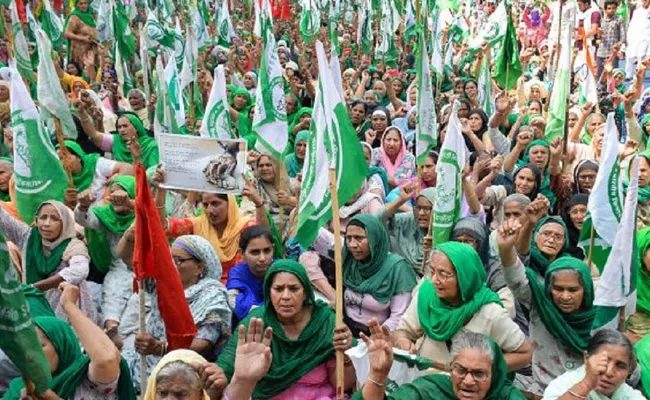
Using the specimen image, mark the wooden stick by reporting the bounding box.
[419,203,435,275]
[138,284,147,395]
[53,118,73,187]
[189,81,195,133]
[328,167,345,400]
[618,305,627,333]
[587,223,595,267]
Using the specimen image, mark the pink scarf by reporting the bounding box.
[379,126,406,180]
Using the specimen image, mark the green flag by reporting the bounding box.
[492,12,521,90]
[9,68,68,224]
[253,0,288,159]
[0,230,52,394]
[111,0,136,60]
[201,65,236,139]
[296,41,368,247]
[10,2,35,84]
[144,8,175,48]
[591,158,639,333]
[217,0,235,48]
[36,30,77,140]
[544,25,571,140]
[299,0,320,44]
[357,0,373,55]
[39,0,63,49]
[433,102,468,245]
[164,55,186,134]
[478,55,493,115]
[415,30,437,166]
[468,1,508,51]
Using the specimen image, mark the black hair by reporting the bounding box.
[350,99,368,115]
[239,225,274,251]
[509,163,543,200]
[587,329,634,366]
[604,0,618,7]
[346,219,366,231]
[426,150,439,164]
[201,192,228,202]
[468,109,489,136]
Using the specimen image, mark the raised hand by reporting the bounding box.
[241,174,264,207]
[150,164,166,188]
[583,351,609,390]
[233,318,274,384]
[77,189,96,211]
[360,318,394,382]
[58,282,80,308]
[549,137,563,158]
[524,194,550,226]
[193,362,228,400]
[497,218,522,255]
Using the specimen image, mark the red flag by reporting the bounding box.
[133,163,196,350]
[271,0,291,20]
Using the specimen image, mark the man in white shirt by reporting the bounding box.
[625,0,650,78]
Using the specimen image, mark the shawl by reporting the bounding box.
[228,86,252,109]
[417,242,502,342]
[369,337,525,400]
[143,350,210,400]
[343,214,417,303]
[521,139,556,208]
[112,113,159,169]
[508,163,541,200]
[378,126,407,180]
[0,157,13,202]
[91,176,136,235]
[361,142,390,193]
[63,7,96,30]
[542,365,644,400]
[637,334,650,398]
[631,151,650,203]
[288,107,313,146]
[25,201,88,284]
[637,227,650,316]
[526,257,595,353]
[5,317,136,400]
[190,194,251,264]
[217,260,336,399]
[562,194,589,259]
[22,284,55,318]
[64,140,100,192]
[67,76,90,101]
[529,216,569,278]
[226,262,265,322]
[383,188,436,276]
[284,130,308,178]
[572,159,599,194]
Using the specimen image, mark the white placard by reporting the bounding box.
[158,134,247,194]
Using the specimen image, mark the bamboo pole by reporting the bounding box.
[587,223,595,267]
[328,167,345,400]
[138,285,147,395]
[419,202,435,275]
[618,305,627,333]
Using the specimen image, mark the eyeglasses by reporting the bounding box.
[173,256,195,265]
[538,231,565,242]
[431,268,456,282]
[451,363,490,382]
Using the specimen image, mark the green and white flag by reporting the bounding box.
[468,1,507,50]
[114,40,134,98]
[579,113,623,272]
[192,4,209,49]
[430,8,446,77]
[139,22,151,97]
[478,55,493,116]
[173,18,185,69]
[38,0,63,49]
[592,157,638,333]
[357,0,373,55]
[299,0,321,44]
[36,30,77,139]
[96,0,111,42]
[144,8,175,48]
[201,65,236,139]
[159,0,175,26]
[154,54,171,136]
[545,22,572,140]
[164,55,186,133]
[180,23,198,91]
[576,53,598,107]
[10,2,35,84]
[111,0,137,60]
[0,229,53,395]
[443,34,454,74]
[329,48,344,100]
[253,0,288,159]
[9,68,68,224]
[415,31,437,166]
[217,0,236,48]
[375,0,399,66]
[296,41,368,247]
[433,102,468,245]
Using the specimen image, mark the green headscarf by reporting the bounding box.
[343,214,417,304]
[285,93,301,127]
[64,141,100,192]
[641,114,650,142]
[637,227,650,316]
[284,130,309,178]
[4,317,136,400]
[526,257,595,353]
[22,285,55,318]
[417,242,502,342]
[631,152,650,203]
[91,176,136,235]
[357,336,525,400]
[112,113,160,169]
[25,228,71,285]
[228,87,252,108]
[636,334,650,398]
[529,216,569,278]
[63,5,97,30]
[288,107,313,148]
[217,260,336,399]
[521,139,557,208]
[0,157,13,202]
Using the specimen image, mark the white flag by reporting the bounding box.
[201,65,236,139]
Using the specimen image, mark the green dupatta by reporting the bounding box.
[217,260,336,399]
[4,317,136,400]
[283,130,308,178]
[64,141,100,192]
[630,152,650,203]
[112,113,159,169]
[417,242,502,342]
[343,214,417,304]
[0,157,13,201]
[358,336,525,400]
[521,139,556,208]
[25,228,71,284]
[529,216,569,278]
[637,227,650,316]
[526,257,595,353]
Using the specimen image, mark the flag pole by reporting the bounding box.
[419,204,435,275]
[618,305,626,333]
[138,283,147,394]
[587,223,595,266]
[328,167,345,400]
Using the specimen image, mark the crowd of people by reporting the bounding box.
[2,0,650,398]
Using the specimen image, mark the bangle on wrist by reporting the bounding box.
[567,390,587,399]
[255,201,265,208]
[367,375,386,387]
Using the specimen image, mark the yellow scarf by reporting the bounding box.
[191,194,251,263]
[143,350,210,400]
